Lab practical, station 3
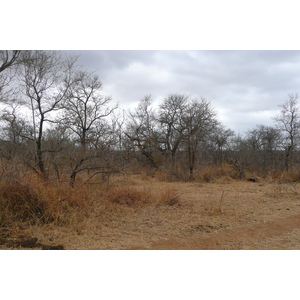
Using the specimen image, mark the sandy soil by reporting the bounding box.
[2,176,300,250]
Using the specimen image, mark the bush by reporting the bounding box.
[195,163,234,182]
[0,179,48,223]
[105,187,152,206]
[0,177,96,226]
[271,168,300,182]
[158,187,181,206]
[104,186,181,207]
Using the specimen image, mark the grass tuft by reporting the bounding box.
[103,185,181,207]
[104,187,152,206]
[158,187,181,206]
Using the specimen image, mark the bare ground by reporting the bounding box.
[146,214,300,250]
[2,176,300,250]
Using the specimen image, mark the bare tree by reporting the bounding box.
[243,125,283,174]
[209,125,235,164]
[19,50,77,177]
[0,102,26,162]
[224,133,249,179]
[62,70,115,148]
[158,94,218,178]
[0,50,22,73]
[0,51,23,103]
[125,95,160,169]
[158,94,189,165]
[59,70,116,186]
[0,102,28,145]
[182,98,218,178]
[246,125,282,151]
[111,109,126,152]
[273,93,300,170]
[66,121,117,187]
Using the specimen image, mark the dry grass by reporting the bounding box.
[0,175,96,227]
[158,187,181,206]
[1,170,300,250]
[103,185,180,207]
[1,179,47,223]
[194,164,235,183]
[104,187,152,206]
[154,163,241,183]
[270,167,300,182]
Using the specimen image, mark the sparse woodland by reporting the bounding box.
[1,50,300,249]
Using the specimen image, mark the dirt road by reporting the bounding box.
[135,213,300,250]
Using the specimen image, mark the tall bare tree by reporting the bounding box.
[158,94,217,177]
[274,93,300,170]
[19,50,77,177]
[125,95,160,168]
[60,70,116,186]
[182,98,217,178]
[158,94,188,164]
[62,70,115,149]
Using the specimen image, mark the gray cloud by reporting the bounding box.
[64,50,300,134]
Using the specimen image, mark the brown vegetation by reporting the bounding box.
[1,166,300,250]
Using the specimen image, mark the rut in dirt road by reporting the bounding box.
[140,214,300,250]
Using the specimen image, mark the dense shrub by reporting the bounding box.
[0,179,48,223]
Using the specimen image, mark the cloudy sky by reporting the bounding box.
[5,1,300,136]
[65,50,300,135]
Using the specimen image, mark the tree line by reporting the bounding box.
[1,50,300,185]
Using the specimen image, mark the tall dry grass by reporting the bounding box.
[0,172,181,229]
[0,175,96,227]
[103,185,180,207]
[269,167,300,182]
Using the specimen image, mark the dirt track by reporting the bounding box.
[133,213,300,250]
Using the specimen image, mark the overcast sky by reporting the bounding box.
[4,0,300,139]
[65,50,300,135]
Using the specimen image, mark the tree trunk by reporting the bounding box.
[188,145,195,180]
[284,145,292,171]
[69,171,77,187]
[142,150,158,169]
[36,117,46,178]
